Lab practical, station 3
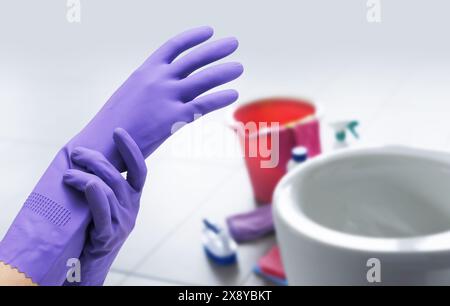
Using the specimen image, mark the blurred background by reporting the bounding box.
[1,0,450,285]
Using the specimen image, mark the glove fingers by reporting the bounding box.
[71,147,130,202]
[171,37,238,78]
[85,180,115,241]
[146,26,214,64]
[63,170,113,239]
[187,89,239,116]
[180,62,243,102]
[113,128,148,192]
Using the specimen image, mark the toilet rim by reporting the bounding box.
[273,145,450,255]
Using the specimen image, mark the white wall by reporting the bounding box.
[1,0,450,146]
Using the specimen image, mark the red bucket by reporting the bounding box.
[229,97,322,204]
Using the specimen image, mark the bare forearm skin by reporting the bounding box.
[0,262,37,286]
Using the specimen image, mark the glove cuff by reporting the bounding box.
[0,193,88,285]
[0,148,90,285]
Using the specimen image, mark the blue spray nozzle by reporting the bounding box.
[347,121,359,139]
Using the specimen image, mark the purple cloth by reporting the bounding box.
[226,205,274,242]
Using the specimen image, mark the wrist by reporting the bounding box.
[0,148,90,285]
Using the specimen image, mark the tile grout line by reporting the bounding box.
[110,267,199,286]
[123,166,242,278]
[0,136,64,149]
[363,54,428,137]
[310,56,358,101]
[237,241,276,286]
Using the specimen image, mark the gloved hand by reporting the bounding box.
[63,128,146,286]
[0,26,243,285]
[71,25,243,167]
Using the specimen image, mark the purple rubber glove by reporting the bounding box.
[71,26,243,166]
[63,128,146,286]
[0,26,243,285]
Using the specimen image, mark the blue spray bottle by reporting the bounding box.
[202,219,237,265]
[330,120,359,149]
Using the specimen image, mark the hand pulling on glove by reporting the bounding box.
[0,26,243,285]
[64,128,146,286]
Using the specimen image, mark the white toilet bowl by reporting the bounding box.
[273,146,450,285]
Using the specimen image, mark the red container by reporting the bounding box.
[230,97,322,204]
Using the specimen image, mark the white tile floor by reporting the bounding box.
[2,54,450,285]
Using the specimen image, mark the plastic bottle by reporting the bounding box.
[202,219,237,265]
[286,146,308,172]
[329,120,359,149]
